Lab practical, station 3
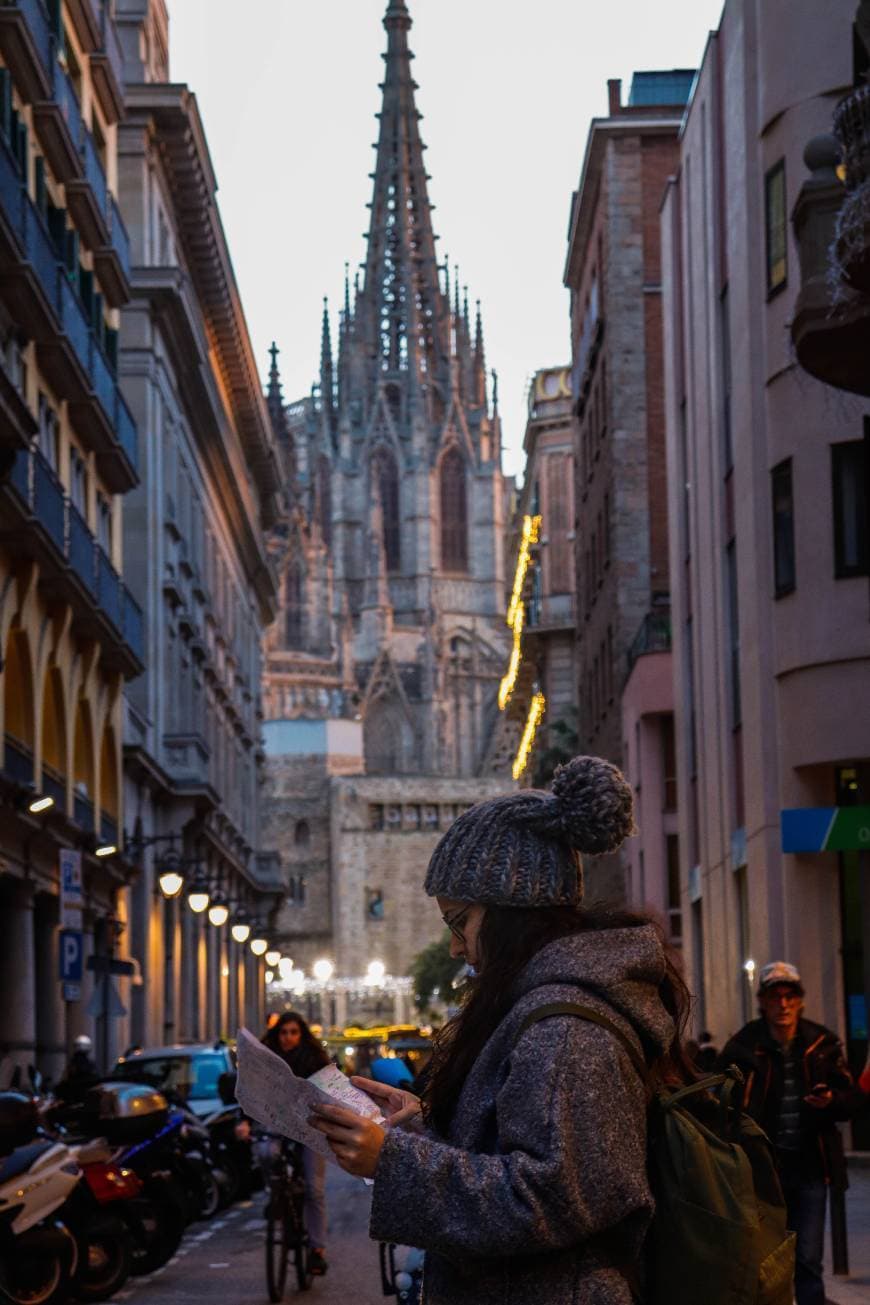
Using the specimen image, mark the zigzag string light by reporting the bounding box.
[512,692,546,780]
[506,514,541,630]
[499,514,541,711]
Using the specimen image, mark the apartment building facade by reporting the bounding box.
[0,0,142,1084]
[661,0,869,1058]
[115,0,284,1052]
[564,70,692,900]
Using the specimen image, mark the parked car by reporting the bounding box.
[110,1044,235,1119]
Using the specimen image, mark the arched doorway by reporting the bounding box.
[40,666,67,810]
[3,627,35,784]
[73,700,95,832]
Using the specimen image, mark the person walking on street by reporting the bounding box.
[310,755,695,1305]
[718,961,864,1305]
[54,1034,101,1103]
[261,1011,330,1276]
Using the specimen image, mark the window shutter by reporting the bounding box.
[0,70,11,142]
[65,227,79,278]
[47,203,66,257]
[35,156,46,215]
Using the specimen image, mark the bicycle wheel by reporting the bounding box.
[287,1190,311,1293]
[265,1185,289,1302]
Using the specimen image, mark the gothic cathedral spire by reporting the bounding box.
[356,0,447,407]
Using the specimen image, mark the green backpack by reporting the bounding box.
[519,1002,796,1305]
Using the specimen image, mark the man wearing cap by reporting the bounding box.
[719,961,863,1305]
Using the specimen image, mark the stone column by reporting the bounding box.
[196,915,207,1040]
[129,857,151,1047]
[334,988,348,1031]
[179,904,197,1041]
[34,892,65,1086]
[0,880,37,1087]
[236,949,247,1032]
[163,896,180,1044]
[227,936,238,1037]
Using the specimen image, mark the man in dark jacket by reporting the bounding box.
[719,961,863,1305]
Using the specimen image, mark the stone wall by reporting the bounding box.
[329,775,513,979]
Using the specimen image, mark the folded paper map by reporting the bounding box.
[235,1027,383,1164]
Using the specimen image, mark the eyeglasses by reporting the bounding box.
[442,905,472,941]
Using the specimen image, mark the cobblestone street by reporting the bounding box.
[115,1167,384,1305]
[825,1162,870,1305]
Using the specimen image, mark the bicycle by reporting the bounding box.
[265,1138,312,1298]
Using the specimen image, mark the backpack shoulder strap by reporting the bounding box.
[517,1001,649,1083]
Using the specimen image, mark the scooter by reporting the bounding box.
[0,1125,81,1305]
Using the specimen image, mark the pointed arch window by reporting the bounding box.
[317,455,332,546]
[284,563,303,648]
[371,446,400,572]
[440,446,468,573]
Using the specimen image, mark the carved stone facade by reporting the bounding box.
[262,0,513,990]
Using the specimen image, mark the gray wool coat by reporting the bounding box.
[369,925,674,1305]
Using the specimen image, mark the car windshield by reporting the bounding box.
[112,1053,226,1102]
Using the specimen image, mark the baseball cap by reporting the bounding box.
[757,961,804,995]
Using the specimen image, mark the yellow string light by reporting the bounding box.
[498,602,525,709]
[506,514,542,630]
[512,692,546,781]
[499,514,542,711]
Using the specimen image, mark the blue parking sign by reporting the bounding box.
[59,930,83,983]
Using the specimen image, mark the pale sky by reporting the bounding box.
[169,0,723,478]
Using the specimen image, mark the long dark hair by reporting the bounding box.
[422,903,694,1134]
[263,1010,329,1077]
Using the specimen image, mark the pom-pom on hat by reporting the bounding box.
[424,755,635,907]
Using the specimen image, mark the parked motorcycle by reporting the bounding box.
[0,1092,80,1305]
[0,1087,140,1304]
[203,1072,259,1207]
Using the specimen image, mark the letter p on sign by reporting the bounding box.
[60,930,83,982]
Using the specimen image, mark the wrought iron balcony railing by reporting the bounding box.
[6,445,143,667]
[626,609,672,681]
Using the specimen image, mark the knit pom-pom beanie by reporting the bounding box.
[423,755,636,907]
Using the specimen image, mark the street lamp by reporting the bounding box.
[278,957,294,981]
[312,958,334,983]
[265,948,282,968]
[231,909,251,944]
[157,851,184,900]
[28,794,54,814]
[207,894,229,927]
[265,970,274,984]
[186,872,210,914]
[367,959,386,984]
[250,935,268,957]
[94,841,118,858]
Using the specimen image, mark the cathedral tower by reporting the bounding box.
[264,0,509,781]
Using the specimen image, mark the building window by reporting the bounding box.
[725,541,741,728]
[662,713,677,812]
[369,803,384,830]
[440,446,468,572]
[771,458,796,596]
[832,438,868,578]
[366,887,385,920]
[284,564,303,647]
[38,394,59,469]
[317,454,332,547]
[96,491,112,553]
[371,445,401,571]
[666,833,682,941]
[70,446,87,515]
[720,286,733,473]
[294,820,310,847]
[764,160,787,296]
